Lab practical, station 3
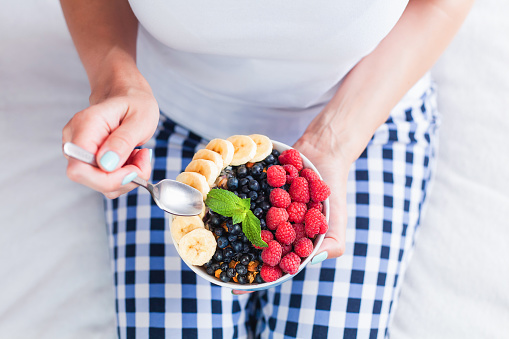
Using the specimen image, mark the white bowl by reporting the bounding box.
[170,140,329,291]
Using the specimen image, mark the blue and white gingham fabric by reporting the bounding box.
[105,85,439,339]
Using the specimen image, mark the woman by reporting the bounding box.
[61,0,473,337]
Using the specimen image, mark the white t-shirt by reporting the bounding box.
[129,0,430,145]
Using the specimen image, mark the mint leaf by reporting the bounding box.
[239,198,251,211]
[232,211,246,225]
[242,210,268,248]
[205,189,245,216]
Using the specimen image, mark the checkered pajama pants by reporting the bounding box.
[105,85,439,339]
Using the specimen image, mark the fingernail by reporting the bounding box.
[148,149,153,162]
[100,151,120,172]
[311,251,328,265]
[122,172,138,185]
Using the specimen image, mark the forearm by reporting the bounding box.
[60,0,144,100]
[301,0,474,163]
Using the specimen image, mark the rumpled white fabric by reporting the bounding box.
[0,1,507,338]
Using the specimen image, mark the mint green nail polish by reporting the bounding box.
[122,172,137,185]
[148,149,153,162]
[100,151,119,172]
[311,251,328,265]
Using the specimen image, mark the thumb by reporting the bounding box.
[96,115,148,172]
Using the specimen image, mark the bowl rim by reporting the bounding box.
[170,139,329,290]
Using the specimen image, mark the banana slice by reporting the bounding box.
[179,228,217,266]
[226,135,257,166]
[198,204,208,219]
[205,139,234,168]
[192,149,224,173]
[171,216,205,245]
[175,172,210,200]
[185,159,220,186]
[249,134,273,162]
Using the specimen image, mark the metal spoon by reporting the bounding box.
[63,142,204,216]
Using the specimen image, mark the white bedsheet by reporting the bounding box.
[0,1,507,338]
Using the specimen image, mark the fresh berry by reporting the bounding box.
[279,252,301,275]
[307,201,323,212]
[304,209,327,238]
[287,202,307,223]
[260,264,283,282]
[294,238,314,258]
[266,165,286,188]
[254,230,274,249]
[292,223,306,242]
[309,179,331,202]
[269,188,291,209]
[281,243,293,257]
[278,149,303,172]
[266,207,289,230]
[261,240,283,266]
[289,177,310,203]
[300,168,320,182]
[275,221,296,245]
[283,164,299,184]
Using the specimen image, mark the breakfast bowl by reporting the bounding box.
[170,138,329,291]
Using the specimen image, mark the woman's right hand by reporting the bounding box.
[62,74,160,199]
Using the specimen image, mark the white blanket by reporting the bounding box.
[0,1,507,338]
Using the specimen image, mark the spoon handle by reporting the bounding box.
[63,142,148,188]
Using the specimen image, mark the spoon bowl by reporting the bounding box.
[63,142,204,216]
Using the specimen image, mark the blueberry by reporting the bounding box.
[241,185,250,194]
[251,163,263,177]
[240,234,249,243]
[271,149,280,158]
[247,252,256,261]
[250,202,256,210]
[237,165,248,178]
[232,241,243,253]
[245,175,254,181]
[217,236,229,249]
[259,172,267,180]
[248,180,260,191]
[239,178,249,187]
[211,262,220,272]
[260,181,269,192]
[206,266,215,275]
[236,264,247,275]
[238,193,247,199]
[209,214,222,227]
[256,194,265,204]
[226,267,236,278]
[223,256,232,264]
[248,190,258,201]
[260,201,271,211]
[227,177,239,191]
[221,263,229,271]
[243,243,251,253]
[253,207,264,218]
[240,254,251,266]
[255,274,264,284]
[237,274,248,285]
[260,219,267,229]
[213,227,224,237]
[219,271,230,283]
[224,247,234,258]
[226,219,233,228]
[228,234,237,242]
[231,224,242,235]
[264,154,275,164]
[213,249,223,262]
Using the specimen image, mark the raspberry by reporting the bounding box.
[307,201,323,213]
[269,188,291,209]
[294,238,314,258]
[300,168,320,183]
[279,252,301,275]
[292,223,306,242]
[281,243,293,257]
[266,207,289,230]
[261,240,282,266]
[287,202,307,223]
[267,165,286,188]
[304,209,328,238]
[289,177,310,203]
[309,179,331,202]
[278,149,303,172]
[275,221,296,245]
[260,264,283,282]
[283,164,299,184]
[254,230,274,249]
